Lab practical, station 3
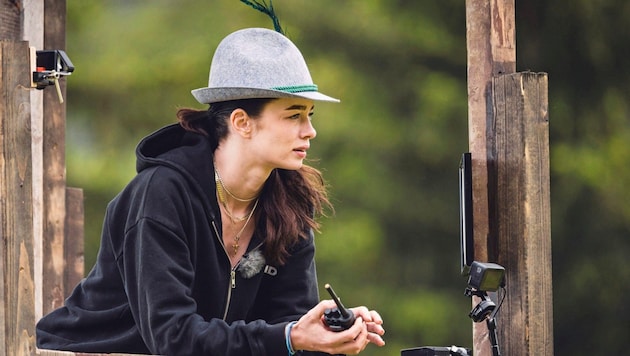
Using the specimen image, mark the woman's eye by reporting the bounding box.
[288,111,314,120]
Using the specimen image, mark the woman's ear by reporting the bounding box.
[230,109,252,137]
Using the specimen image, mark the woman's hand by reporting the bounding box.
[349,305,386,347]
[289,300,385,355]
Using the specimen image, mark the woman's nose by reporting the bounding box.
[302,120,317,139]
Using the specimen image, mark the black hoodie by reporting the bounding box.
[36,124,325,355]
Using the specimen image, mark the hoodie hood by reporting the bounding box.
[135,123,217,212]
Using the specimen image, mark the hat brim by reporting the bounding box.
[191,87,340,104]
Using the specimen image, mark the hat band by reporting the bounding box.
[271,84,318,93]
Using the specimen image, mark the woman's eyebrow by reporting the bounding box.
[285,104,308,111]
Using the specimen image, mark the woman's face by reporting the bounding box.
[247,97,317,171]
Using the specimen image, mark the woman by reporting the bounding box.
[36,28,385,355]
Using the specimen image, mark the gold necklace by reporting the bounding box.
[215,170,255,222]
[213,166,259,255]
[214,168,258,202]
[228,198,258,256]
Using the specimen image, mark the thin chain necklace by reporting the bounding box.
[215,170,258,222]
[213,165,259,255]
[214,168,258,202]
[226,198,258,256]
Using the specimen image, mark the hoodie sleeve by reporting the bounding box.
[116,167,288,356]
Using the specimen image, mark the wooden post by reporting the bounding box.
[2,2,40,356]
[492,72,553,355]
[466,0,553,355]
[465,0,516,353]
[465,0,516,266]
[0,39,37,356]
[41,0,70,316]
[23,0,47,322]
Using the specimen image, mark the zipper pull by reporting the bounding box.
[231,270,236,289]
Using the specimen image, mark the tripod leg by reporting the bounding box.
[486,318,501,356]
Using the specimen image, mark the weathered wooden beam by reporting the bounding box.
[23,0,46,323]
[492,72,552,355]
[1,39,37,356]
[465,0,516,269]
[41,0,69,316]
[465,0,517,354]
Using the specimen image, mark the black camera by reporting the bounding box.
[464,261,505,323]
[467,261,505,292]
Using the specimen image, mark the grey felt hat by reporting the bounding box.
[192,28,339,104]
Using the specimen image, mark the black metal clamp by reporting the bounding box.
[32,49,74,103]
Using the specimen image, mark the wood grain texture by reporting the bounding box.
[1,39,37,356]
[41,0,68,315]
[491,72,553,355]
[465,1,516,354]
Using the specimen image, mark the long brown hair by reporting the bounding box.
[177,99,332,265]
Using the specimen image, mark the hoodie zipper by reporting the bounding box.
[212,220,236,320]
[224,268,238,320]
[212,220,264,320]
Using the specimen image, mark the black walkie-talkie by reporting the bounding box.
[323,283,356,331]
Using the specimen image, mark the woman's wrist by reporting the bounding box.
[285,321,298,355]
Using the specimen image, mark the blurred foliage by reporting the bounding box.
[64,1,629,355]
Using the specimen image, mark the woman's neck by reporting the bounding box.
[213,147,267,206]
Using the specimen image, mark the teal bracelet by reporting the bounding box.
[285,321,298,355]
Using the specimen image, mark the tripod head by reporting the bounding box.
[464,288,496,323]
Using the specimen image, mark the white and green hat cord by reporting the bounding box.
[191,0,339,104]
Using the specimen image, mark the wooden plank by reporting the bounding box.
[64,187,85,291]
[491,72,552,355]
[23,0,47,322]
[465,0,516,269]
[465,1,516,354]
[0,39,37,356]
[41,0,68,315]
